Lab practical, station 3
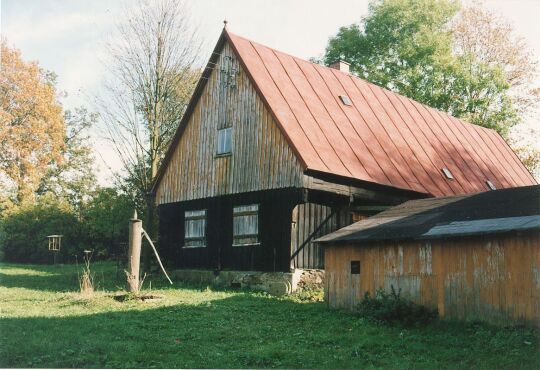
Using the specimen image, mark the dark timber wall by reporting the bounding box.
[158,189,302,272]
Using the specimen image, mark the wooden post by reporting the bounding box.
[127,210,142,293]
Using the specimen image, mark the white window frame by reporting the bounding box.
[183,209,207,248]
[233,204,260,246]
[216,127,232,155]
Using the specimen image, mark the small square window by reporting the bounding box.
[441,167,454,180]
[339,95,352,106]
[233,204,259,246]
[486,180,496,190]
[217,127,232,155]
[184,210,206,248]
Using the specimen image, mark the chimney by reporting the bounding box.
[329,60,350,73]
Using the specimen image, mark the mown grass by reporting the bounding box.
[0,262,539,369]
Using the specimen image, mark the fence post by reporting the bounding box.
[126,210,142,293]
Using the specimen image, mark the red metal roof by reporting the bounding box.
[225,30,536,196]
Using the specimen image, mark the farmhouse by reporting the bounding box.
[152,26,536,275]
[318,185,540,324]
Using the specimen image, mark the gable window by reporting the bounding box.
[233,204,259,246]
[184,210,206,248]
[217,127,232,155]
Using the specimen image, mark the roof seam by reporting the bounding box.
[272,49,354,177]
[248,41,332,173]
[373,85,447,196]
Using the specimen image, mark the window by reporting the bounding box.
[351,261,361,274]
[217,127,232,155]
[184,210,206,248]
[233,204,259,246]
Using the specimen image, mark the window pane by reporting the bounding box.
[233,204,259,245]
[184,209,206,247]
[217,127,232,154]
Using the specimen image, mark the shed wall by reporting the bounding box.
[155,41,304,205]
[325,231,540,325]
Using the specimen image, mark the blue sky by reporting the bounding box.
[2,0,540,183]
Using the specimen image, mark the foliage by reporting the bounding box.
[357,286,438,325]
[0,187,134,263]
[323,0,521,137]
[0,41,64,202]
[80,187,134,258]
[37,107,98,213]
[452,3,540,117]
[0,262,538,368]
[0,194,82,264]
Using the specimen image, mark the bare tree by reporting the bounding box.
[98,0,202,264]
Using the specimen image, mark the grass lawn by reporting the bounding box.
[0,262,539,369]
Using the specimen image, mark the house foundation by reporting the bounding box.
[172,268,324,296]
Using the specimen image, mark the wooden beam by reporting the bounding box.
[303,175,415,205]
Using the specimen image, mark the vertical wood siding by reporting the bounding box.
[325,232,540,325]
[155,42,304,205]
[290,203,352,269]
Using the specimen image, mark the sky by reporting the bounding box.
[2,0,540,184]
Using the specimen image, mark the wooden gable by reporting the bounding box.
[155,40,304,205]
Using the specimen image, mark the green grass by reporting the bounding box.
[0,262,539,369]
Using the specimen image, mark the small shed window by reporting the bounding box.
[442,167,454,180]
[339,95,352,106]
[233,204,259,246]
[486,180,496,190]
[217,127,232,155]
[184,210,206,248]
[351,261,361,274]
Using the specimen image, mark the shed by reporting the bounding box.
[317,185,540,325]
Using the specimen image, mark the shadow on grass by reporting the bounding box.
[1,292,539,369]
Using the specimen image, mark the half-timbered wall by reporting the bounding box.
[156,42,304,205]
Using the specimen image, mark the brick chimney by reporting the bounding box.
[329,60,350,73]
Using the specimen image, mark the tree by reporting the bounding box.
[99,0,202,259]
[452,3,539,116]
[323,0,519,136]
[0,40,64,202]
[37,107,98,213]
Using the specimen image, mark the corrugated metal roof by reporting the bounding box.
[317,185,540,243]
[226,31,536,196]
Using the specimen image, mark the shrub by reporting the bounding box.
[0,194,83,263]
[356,286,438,325]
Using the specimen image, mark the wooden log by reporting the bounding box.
[127,211,142,293]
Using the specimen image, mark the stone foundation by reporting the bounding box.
[172,268,325,296]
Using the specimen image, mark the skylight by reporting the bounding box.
[486,180,497,190]
[339,95,352,106]
[442,168,454,180]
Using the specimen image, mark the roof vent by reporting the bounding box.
[339,95,352,106]
[329,60,350,73]
[486,180,496,190]
[441,167,454,180]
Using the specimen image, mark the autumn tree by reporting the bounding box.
[0,40,64,202]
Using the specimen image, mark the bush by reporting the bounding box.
[0,194,83,264]
[356,286,438,325]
